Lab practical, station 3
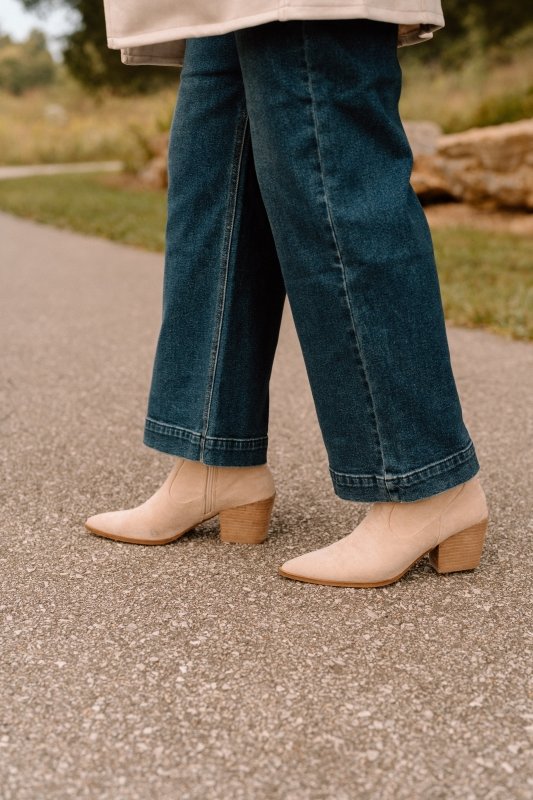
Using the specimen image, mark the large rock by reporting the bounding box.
[403,120,442,157]
[434,119,533,210]
[404,121,452,201]
[408,119,533,210]
[410,155,453,202]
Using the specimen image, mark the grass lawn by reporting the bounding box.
[0,173,531,341]
[435,227,532,342]
[0,173,167,251]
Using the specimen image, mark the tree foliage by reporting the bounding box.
[0,29,56,94]
[18,0,177,94]
[406,0,533,63]
[443,0,532,43]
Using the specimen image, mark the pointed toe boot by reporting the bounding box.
[279,476,488,588]
[85,458,275,545]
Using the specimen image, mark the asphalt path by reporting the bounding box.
[0,162,123,180]
[1,211,532,799]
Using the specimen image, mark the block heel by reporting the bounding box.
[219,495,275,544]
[429,518,488,573]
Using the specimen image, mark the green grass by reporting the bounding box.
[0,173,531,340]
[433,227,533,341]
[0,173,167,250]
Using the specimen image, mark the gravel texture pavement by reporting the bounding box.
[1,211,532,799]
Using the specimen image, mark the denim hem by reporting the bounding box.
[143,417,268,466]
[330,440,480,502]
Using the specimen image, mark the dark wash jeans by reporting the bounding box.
[144,19,480,502]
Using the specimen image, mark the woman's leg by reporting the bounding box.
[235,19,480,502]
[85,34,284,545]
[144,34,286,467]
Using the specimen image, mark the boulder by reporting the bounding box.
[410,153,453,202]
[433,119,533,210]
[408,118,533,210]
[403,120,442,157]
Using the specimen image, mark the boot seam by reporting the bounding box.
[203,465,216,519]
[210,467,218,517]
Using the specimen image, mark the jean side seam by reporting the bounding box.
[301,23,392,500]
[199,108,250,460]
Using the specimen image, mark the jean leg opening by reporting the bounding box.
[144,34,285,466]
[236,20,480,499]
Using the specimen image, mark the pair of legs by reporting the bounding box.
[144,19,480,501]
[86,19,489,586]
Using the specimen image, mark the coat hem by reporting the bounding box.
[107,4,444,55]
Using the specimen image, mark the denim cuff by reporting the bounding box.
[143,417,268,466]
[330,440,480,503]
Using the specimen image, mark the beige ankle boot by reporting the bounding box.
[85,458,276,545]
[279,475,488,587]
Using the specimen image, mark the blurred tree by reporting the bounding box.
[17,0,178,94]
[405,0,533,63]
[0,29,56,94]
[444,0,532,44]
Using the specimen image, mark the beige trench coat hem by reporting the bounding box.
[110,6,444,67]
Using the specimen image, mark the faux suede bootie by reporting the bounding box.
[279,475,488,588]
[85,458,276,545]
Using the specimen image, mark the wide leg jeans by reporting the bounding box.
[143,19,480,502]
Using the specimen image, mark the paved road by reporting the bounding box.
[1,211,532,799]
